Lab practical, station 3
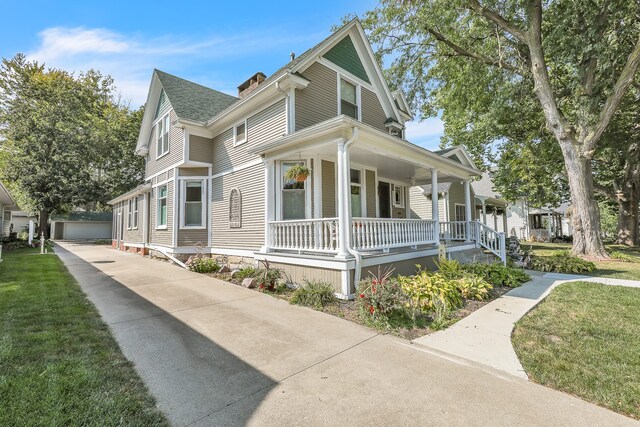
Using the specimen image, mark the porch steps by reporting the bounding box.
[449,247,499,265]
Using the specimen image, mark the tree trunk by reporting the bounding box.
[616,183,639,246]
[39,210,49,240]
[559,141,609,257]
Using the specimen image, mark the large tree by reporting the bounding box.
[359,0,640,257]
[0,54,144,236]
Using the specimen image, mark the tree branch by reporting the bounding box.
[465,0,528,44]
[583,32,640,156]
[426,26,520,74]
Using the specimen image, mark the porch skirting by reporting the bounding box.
[255,243,478,299]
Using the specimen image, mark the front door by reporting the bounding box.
[378,181,391,218]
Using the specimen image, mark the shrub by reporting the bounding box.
[529,255,596,273]
[356,276,410,322]
[398,270,463,312]
[462,263,530,288]
[435,258,464,280]
[455,274,492,300]
[609,251,636,263]
[186,256,221,273]
[254,261,283,291]
[290,280,336,309]
[234,266,259,279]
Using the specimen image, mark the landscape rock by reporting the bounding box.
[219,266,231,273]
[241,278,256,289]
[230,269,240,278]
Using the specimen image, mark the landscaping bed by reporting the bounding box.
[190,256,530,339]
[512,281,640,420]
[0,247,168,426]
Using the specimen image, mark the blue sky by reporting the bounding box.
[0,0,444,150]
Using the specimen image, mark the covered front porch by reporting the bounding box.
[251,117,506,297]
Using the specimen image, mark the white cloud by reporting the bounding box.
[404,117,445,150]
[25,26,322,106]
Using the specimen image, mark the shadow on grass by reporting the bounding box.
[53,245,276,426]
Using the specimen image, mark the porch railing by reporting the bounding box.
[268,218,339,253]
[351,218,437,251]
[473,221,507,264]
[440,221,468,241]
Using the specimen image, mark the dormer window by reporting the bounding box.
[156,113,170,158]
[340,79,359,120]
[234,120,247,146]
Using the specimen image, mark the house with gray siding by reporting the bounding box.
[108,19,508,298]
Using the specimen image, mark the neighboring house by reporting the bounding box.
[2,211,38,237]
[0,182,20,240]
[506,200,567,241]
[109,19,508,299]
[50,212,113,240]
[410,147,508,234]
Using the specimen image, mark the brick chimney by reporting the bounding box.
[237,72,266,98]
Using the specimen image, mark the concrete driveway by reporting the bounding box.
[55,242,638,427]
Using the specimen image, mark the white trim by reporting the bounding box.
[145,161,185,182]
[179,178,206,229]
[172,171,178,246]
[337,73,362,122]
[211,158,263,180]
[119,242,146,248]
[183,128,189,162]
[254,252,354,270]
[207,167,212,247]
[233,119,247,146]
[313,155,322,219]
[288,87,296,134]
[210,247,256,257]
[318,57,375,92]
[153,178,172,188]
[156,112,170,159]
[156,183,169,229]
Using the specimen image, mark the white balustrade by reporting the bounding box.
[268,218,339,253]
[351,218,437,251]
[440,221,468,241]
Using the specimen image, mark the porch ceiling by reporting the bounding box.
[256,116,480,183]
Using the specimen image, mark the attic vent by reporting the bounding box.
[237,72,266,98]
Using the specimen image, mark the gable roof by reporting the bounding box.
[436,146,478,169]
[155,70,238,123]
[471,172,502,199]
[0,181,19,210]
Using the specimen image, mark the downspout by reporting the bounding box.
[275,80,292,134]
[344,127,362,292]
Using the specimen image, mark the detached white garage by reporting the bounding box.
[51,211,112,240]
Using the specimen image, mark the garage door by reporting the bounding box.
[63,222,112,240]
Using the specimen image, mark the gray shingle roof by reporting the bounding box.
[155,70,239,123]
[51,211,113,222]
[471,172,502,199]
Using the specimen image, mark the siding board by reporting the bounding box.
[322,160,336,218]
[296,62,337,131]
[361,87,388,133]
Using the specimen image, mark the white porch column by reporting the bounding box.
[464,180,472,241]
[503,208,508,235]
[493,209,498,231]
[481,200,487,225]
[336,140,350,259]
[262,160,275,253]
[547,211,552,239]
[431,169,439,241]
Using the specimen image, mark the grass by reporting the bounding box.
[512,281,640,419]
[0,247,168,426]
[526,242,640,280]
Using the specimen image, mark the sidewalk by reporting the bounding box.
[413,271,640,379]
[55,242,638,426]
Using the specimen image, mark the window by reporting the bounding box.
[393,184,404,208]
[282,161,306,220]
[183,180,204,227]
[350,169,363,217]
[157,185,168,228]
[132,197,139,229]
[455,204,466,222]
[156,113,170,158]
[234,120,247,146]
[127,199,133,229]
[340,79,359,119]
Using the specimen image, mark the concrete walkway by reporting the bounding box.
[413,270,640,379]
[55,243,638,426]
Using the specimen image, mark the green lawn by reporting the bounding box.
[512,281,640,419]
[526,242,640,280]
[0,248,168,426]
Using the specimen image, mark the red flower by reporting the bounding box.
[372,279,378,285]
[359,293,365,299]
[369,306,375,314]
